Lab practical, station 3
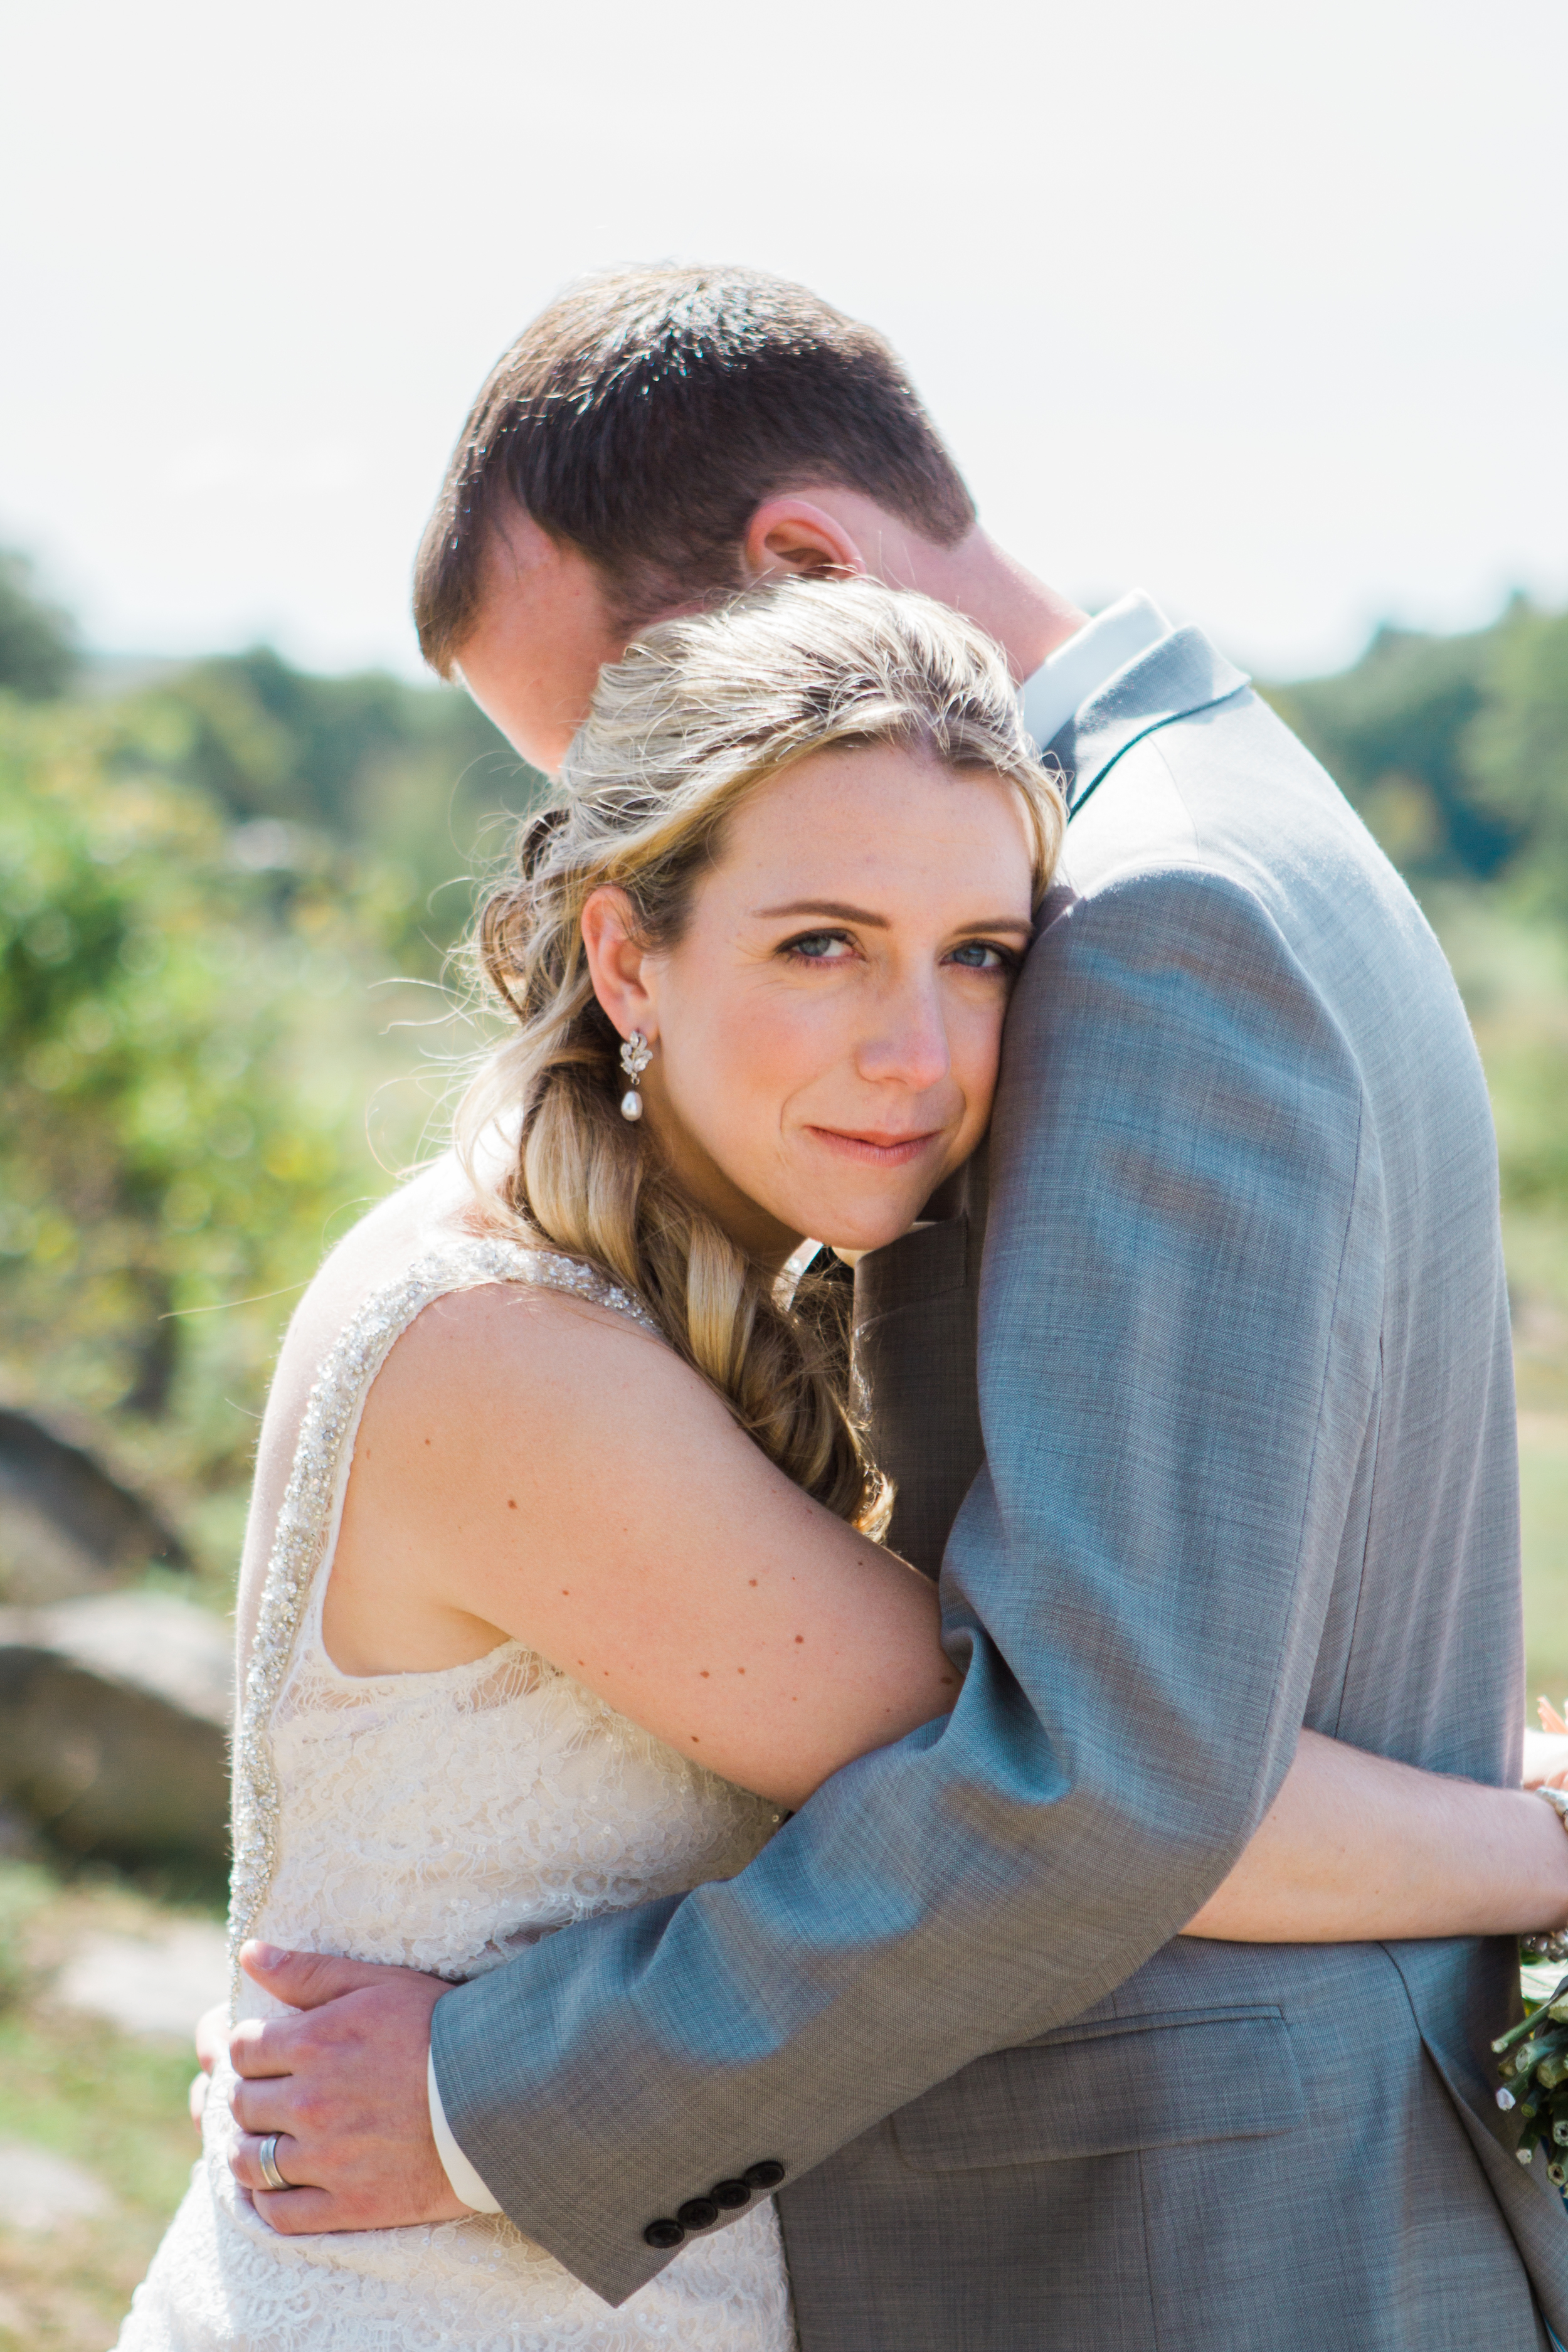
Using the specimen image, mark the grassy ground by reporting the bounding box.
[0,1860,213,2351]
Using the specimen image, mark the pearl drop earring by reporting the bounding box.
[618,1031,652,1121]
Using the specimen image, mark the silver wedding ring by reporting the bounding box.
[257,2133,292,2192]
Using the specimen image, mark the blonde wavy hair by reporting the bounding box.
[459,577,1065,1533]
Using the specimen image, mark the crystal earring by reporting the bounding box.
[618,1030,652,1121]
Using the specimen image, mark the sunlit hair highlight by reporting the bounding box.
[458,578,1064,1532]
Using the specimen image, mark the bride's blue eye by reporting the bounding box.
[946,941,1015,972]
[783,931,856,962]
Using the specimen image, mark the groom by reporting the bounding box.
[229,267,1568,2346]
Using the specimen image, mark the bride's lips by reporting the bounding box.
[805,1125,946,1168]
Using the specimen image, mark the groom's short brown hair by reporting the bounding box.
[413,266,975,676]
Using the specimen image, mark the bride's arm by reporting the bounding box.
[332,1279,1568,1944]
[1184,1727,1568,1941]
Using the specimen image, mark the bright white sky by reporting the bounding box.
[2,0,1564,682]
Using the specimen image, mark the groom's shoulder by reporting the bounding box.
[1055,681,1427,978]
[1022,683,1466,1137]
[1061,686,1362,883]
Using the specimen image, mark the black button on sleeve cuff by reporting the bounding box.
[647,2161,785,2247]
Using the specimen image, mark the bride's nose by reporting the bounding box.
[853,975,952,1093]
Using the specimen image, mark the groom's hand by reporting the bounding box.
[226,1942,471,2233]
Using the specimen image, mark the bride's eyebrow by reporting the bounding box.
[753,899,891,928]
[752,898,1033,940]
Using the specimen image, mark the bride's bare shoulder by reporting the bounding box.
[368,1263,700,1449]
[263,1156,660,1407]
[243,1160,676,1573]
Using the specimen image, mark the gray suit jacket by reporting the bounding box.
[434,628,1568,2348]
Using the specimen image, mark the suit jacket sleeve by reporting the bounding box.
[430,861,1384,2304]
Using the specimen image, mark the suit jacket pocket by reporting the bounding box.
[890,2006,1303,2171]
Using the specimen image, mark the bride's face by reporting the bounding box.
[583,741,1037,1266]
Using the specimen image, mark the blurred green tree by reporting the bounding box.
[1263,598,1568,906]
[0,544,543,1572]
[0,549,77,699]
[1467,603,1568,919]
[129,651,531,975]
[0,697,359,1438]
[1264,620,1513,881]
[0,681,529,1572]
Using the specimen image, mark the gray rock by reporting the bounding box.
[0,1407,189,1604]
[0,1591,231,1867]
[0,2139,112,2233]
[55,1919,231,2041]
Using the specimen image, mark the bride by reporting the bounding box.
[119,578,1568,2349]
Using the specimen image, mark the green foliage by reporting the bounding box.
[0,652,535,1566]
[1468,603,1568,919]
[1264,598,1568,908]
[125,647,532,977]
[1267,621,1505,877]
[0,549,77,700]
[0,697,368,1466]
[0,527,543,1572]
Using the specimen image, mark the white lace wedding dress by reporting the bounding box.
[117,1230,797,2352]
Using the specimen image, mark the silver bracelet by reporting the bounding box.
[1522,1786,1568,1963]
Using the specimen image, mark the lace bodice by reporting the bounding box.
[117,1233,795,2352]
[260,1572,779,1980]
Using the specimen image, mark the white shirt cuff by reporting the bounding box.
[428,2047,502,2214]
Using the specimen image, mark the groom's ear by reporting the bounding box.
[742,496,868,586]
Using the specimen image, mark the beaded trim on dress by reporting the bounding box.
[226,1233,660,1996]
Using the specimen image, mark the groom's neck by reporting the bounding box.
[895,523,1086,684]
[738,486,1086,685]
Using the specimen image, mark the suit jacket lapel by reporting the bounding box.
[1049,624,1249,819]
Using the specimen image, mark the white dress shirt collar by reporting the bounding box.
[1019,590,1172,759]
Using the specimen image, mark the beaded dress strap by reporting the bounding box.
[226,1235,659,1992]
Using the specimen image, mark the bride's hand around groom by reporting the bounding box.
[224,1942,470,2232]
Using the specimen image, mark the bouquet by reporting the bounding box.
[1501,1703,1568,2189]
[1496,1959,1568,2189]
